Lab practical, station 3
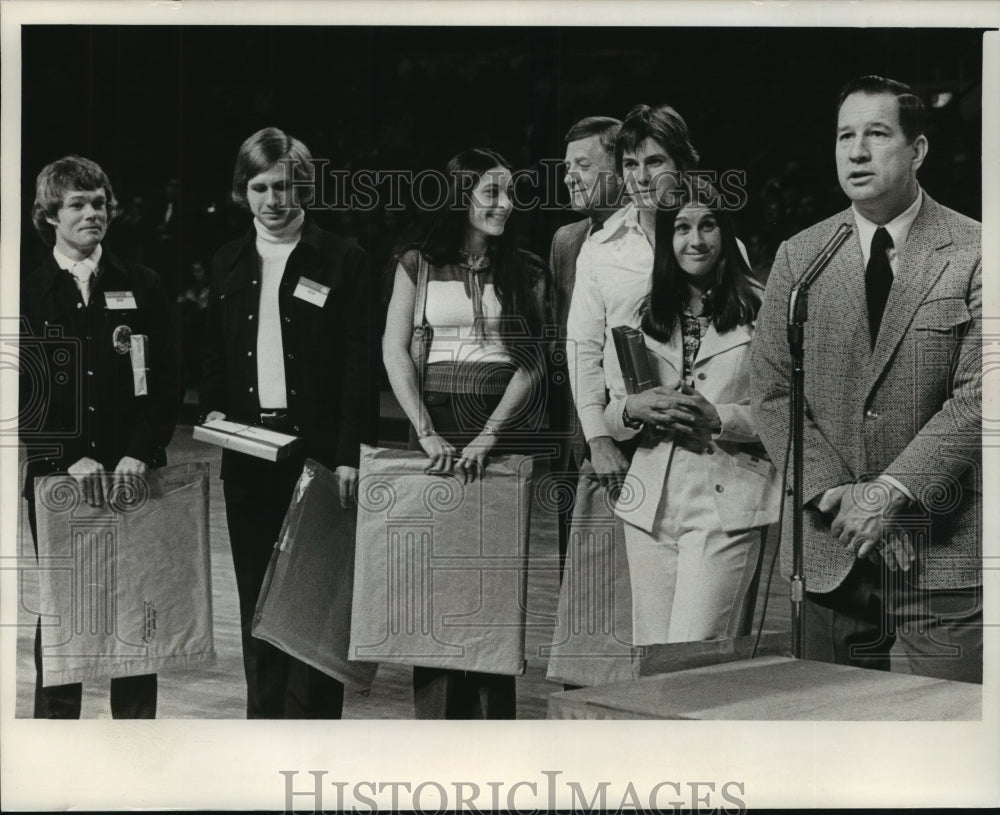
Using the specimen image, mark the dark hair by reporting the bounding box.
[641,176,760,342]
[837,75,926,143]
[394,147,545,345]
[615,104,700,176]
[231,126,315,208]
[564,116,622,156]
[32,155,119,246]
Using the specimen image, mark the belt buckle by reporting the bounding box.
[259,410,286,428]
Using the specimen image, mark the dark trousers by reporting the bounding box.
[412,667,517,719]
[409,379,520,719]
[223,464,345,719]
[804,559,982,684]
[26,495,157,719]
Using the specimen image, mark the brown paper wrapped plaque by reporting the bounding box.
[252,460,378,690]
[129,333,149,396]
[350,445,533,675]
[34,462,215,686]
[543,463,638,686]
[193,419,301,461]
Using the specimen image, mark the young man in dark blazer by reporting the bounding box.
[20,155,178,717]
[201,128,375,718]
[751,76,982,683]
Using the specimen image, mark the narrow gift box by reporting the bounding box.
[34,462,216,686]
[252,460,378,690]
[129,333,149,396]
[350,445,533,675]
[193,418,300,461]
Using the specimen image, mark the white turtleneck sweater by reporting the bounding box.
[254,211,305,409]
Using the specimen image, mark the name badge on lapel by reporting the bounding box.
[105,291,138,310]
[293,277,330,308]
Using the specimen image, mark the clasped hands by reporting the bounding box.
[68,455,148,508]
[418,431,494,483]
[817,478,915,571]
[623,379,722,442]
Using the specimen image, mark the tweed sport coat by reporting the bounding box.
[750,193,981,593]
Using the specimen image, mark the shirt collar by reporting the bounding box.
[53,243,102,277]
[590,202,641,245]
[852,187,923,262]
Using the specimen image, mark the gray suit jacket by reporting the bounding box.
[750,193,981,592]
[549,218,594,467]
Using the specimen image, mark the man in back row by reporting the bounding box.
[548,115,623,572]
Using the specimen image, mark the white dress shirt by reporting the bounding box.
[853,187,923,275]
[566,204,653,442]
[53,244,102,304]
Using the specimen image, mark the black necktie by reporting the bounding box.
[865,227,893,346]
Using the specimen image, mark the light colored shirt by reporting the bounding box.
[254,211,304,409]
[424,279,510,365]
[399,250,512,365]
[566,203,653,442]
[53,244,102,280]
[853,187,923,275]
[53,244,102,305]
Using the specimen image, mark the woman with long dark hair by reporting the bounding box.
[382,148,546,718]
[605,176,780,645]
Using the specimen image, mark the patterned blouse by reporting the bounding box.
[680,311,710,382]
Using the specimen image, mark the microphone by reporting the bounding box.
[788,224,853,323]
[783,221,851,659]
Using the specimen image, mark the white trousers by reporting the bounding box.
[623,449,765,646]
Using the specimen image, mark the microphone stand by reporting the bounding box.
[785,223,852,659]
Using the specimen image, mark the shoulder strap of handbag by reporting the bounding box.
[411,252,430,391]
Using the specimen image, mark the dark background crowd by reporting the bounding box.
[18,25,984,410]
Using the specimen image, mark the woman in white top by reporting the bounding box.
[607,177,781,645]
[382,148,547,718]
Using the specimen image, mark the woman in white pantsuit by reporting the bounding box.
[607,178,781,645]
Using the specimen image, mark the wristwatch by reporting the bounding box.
[622,401,643,430]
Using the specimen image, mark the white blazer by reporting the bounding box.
[606,319,782,534]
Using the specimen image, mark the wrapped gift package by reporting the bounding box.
[193,419,300,461]
[252,460,378,690]
[129,333,149,396]
[34,462,216,687]
[350,445,533,675]
[544,464,640,686]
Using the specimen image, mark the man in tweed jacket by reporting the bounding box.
[750,76,982,683]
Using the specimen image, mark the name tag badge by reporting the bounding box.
[105,291,138,310]
[293,277,330,308]
[735,452,773,478]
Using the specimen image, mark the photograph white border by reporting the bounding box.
[1,1,998,810]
